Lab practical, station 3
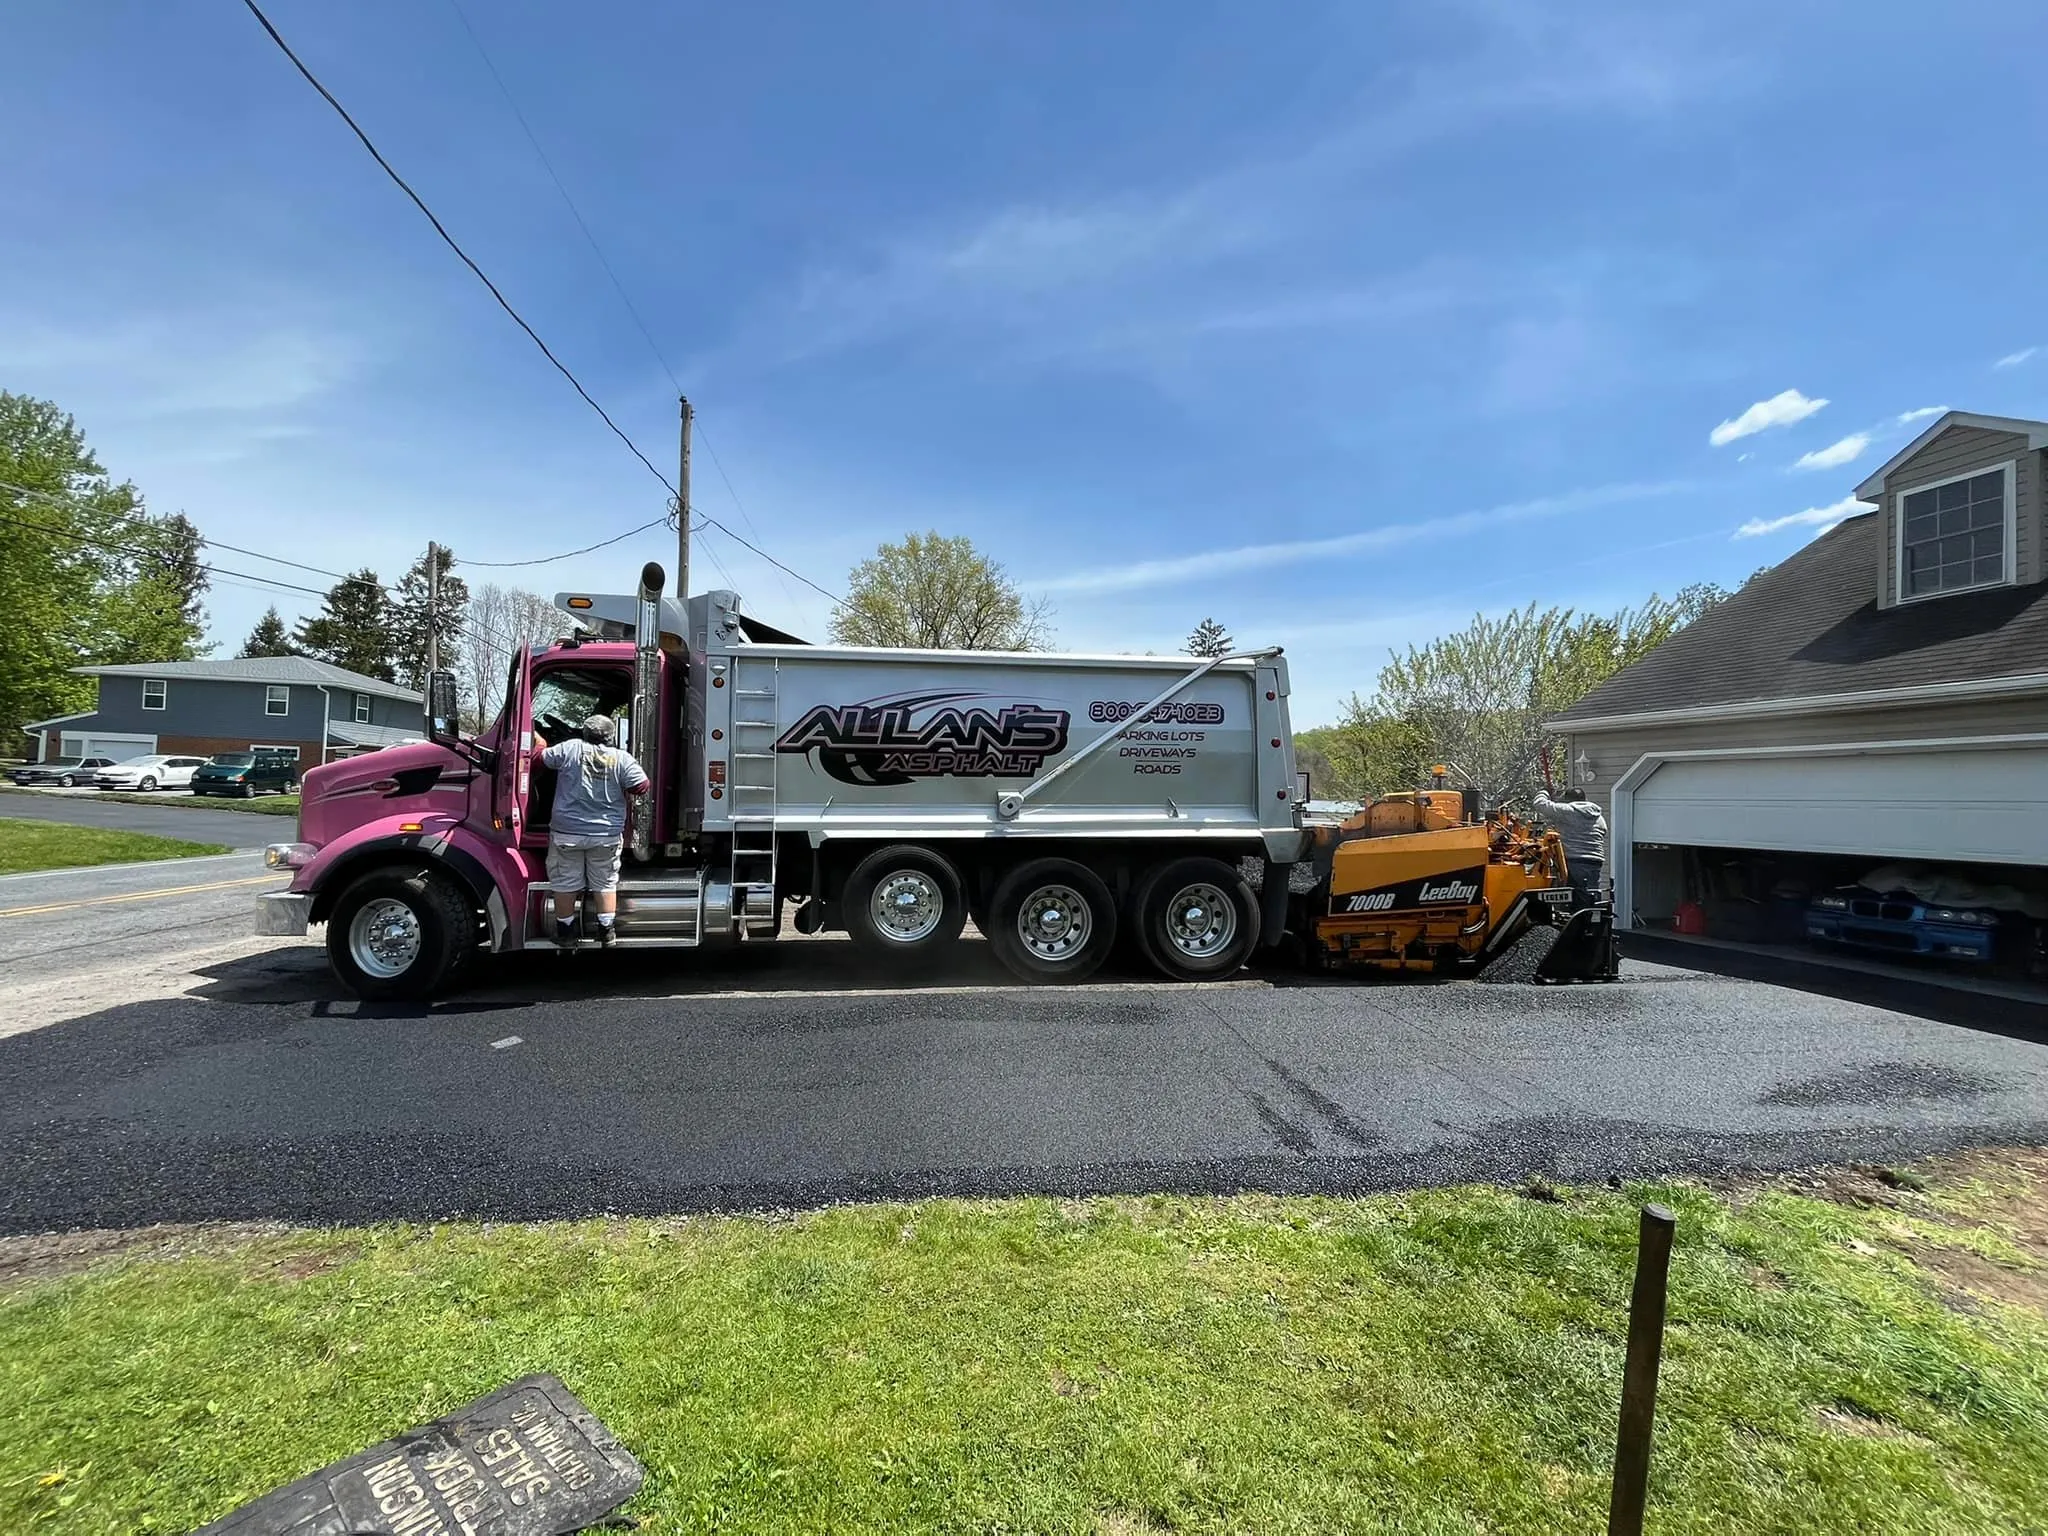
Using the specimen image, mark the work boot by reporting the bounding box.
[554,916,580,948]
[597,919,618,950]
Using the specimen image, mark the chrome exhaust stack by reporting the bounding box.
[628,561,664,862]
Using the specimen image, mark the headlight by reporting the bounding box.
[264,842,318,869]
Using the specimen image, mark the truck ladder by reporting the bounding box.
[726,655,781,936]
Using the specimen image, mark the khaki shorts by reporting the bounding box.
[547,834,624,893]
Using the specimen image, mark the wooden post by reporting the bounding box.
[1608,1203,1676,1536]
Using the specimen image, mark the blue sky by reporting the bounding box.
[4,0,2046,724]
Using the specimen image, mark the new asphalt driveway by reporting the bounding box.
[0,787,279,847]
[5,929,2046,1235]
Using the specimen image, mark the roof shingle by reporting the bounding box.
[1556,513,2048,723]
[72,657,420,702]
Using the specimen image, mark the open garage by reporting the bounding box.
[1553,411,2048,988]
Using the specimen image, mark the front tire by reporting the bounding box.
[57,775,75,788]
[138,776,157,792]
[1132,857,1260,982]
[326,867,478,1001]
[988,858,1117,983]
[842,844,968,963]
[240,781,256,798]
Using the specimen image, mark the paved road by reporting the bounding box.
[0,852,289,989]
[0,788,283,847]
[5,921,2046,1234]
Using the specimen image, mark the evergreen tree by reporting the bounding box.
[295,570,397,680]
[1184,617,1233,657]
[389,546,470,688]
[240,606,296,658]
[91,511,211,665]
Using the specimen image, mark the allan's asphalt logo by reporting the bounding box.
[775,690,1071,786]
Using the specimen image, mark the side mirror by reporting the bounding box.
[426,670,462,745]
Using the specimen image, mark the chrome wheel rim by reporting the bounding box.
[1017,883,1091,962]
[872,870,944,944]
[349,896,422,979]
[1162,881,1236,960]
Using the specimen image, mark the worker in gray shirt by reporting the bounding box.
[1533,787,1608,909]
[533,714,649,948]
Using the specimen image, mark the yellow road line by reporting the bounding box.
[0,873,282,919]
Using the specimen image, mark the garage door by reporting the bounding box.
[61,731,156,760]
[1630,743,2048,866]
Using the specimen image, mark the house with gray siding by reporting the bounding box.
[1550,409,2048,933]
[25,657,425,766]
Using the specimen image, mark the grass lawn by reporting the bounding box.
[3,1155,2045,1534]
[0,817,229,874]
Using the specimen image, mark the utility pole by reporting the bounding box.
[425,539,440,682]
[676,395,693,604]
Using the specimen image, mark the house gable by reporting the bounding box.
[1856,417,2046,609]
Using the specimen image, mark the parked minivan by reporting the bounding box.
[192,751,300,797]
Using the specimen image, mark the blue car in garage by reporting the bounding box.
[1807,884,2001,962]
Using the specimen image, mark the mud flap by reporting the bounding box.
[1259,860,1290,947]
[1537,904,1619,982]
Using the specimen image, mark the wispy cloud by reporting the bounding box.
[1735,495,1873,539]
[1033,481,1689,595]
[1896,405,1948,424]
[1791,432,1870,472]
[1994,347,2039,369]
[1710,388,1827,447]
[729,9,1733,379]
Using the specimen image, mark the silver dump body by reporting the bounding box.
[678,590,1305,863]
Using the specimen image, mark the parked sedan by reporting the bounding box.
[9,756,116,788]
[191,751,299,797]
[92,755,210,792]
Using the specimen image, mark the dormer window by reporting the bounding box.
[1898,461,2013,601]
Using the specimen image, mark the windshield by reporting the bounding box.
[212,754,254,765]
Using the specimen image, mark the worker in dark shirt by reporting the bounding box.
[1533,787,1609,909]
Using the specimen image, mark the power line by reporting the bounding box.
[0,487,537,655]
[434,0,804,611]
[448,514,671,569]
[240,0,679,501]
[691,508,847,608]
[442,0,679,398]
[693,420,801,610]
[693,519,740,592]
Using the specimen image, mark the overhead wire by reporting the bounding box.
[240,0,679,502]
[0,484,537,655]
[448,514,672,569]
[438,0,806,613]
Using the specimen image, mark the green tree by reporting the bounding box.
[831,532,1051,650]
[295,570,397,680]
[240,606,296,658]
[388,546,469,688]
[1185,617,1233,658]
[90,511,211,666]
[1328,589,1732,806]
[0,390,209,740]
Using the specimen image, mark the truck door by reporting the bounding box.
[494,646,535,841]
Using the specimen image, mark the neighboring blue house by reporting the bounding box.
[25,657,425,766]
